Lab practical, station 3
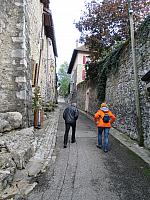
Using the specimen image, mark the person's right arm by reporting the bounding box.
[109,111,116,124]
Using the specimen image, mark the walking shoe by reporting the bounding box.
[64,145,67,148]
[103,149,108,153]
[96,144,102,149]
[71,139,76,143]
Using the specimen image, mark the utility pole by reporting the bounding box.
[128,0,143,146]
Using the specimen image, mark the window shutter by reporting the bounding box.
[82,69,85,80]
[83,55,86,64]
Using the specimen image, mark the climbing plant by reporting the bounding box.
[85,42,128,103]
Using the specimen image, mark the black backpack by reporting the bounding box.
[103,113,110,123]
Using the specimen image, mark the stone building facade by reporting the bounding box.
[0,0,32,128]
[0,0,57,131]
[76,17,150,149]
[28,0,57,104]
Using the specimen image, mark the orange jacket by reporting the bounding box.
[94,109,116,128]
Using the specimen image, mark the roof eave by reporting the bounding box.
[44,11,58,57]
[67,49,90,74]
[67,50,78,74]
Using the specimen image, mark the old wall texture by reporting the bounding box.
[77,81,99,115]
[27,0,57,104]
[39,37,56,104]
[0,0,32,127]
[77,82,86,111]
[77,17,150,149]
[0,0,57,131]
[106,18,150,148]
[26,0,43,63]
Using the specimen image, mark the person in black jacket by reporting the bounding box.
[63,103,79,148]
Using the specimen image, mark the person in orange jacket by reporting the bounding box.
[94,103,116,152]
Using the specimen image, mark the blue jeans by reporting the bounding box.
[98,127,110,151]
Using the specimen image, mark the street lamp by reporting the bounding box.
[128,0,143,146]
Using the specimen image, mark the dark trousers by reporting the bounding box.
[64,123,76,145]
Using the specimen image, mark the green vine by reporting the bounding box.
[136,15,150,44]
[85,42,127,103]
[32,86,43,110]
[85,15,149,103]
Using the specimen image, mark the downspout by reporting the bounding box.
[34,10,44,129]
[36,13,44,86]
[46,37,49,103]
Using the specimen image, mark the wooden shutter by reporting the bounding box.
[32,61,38,87]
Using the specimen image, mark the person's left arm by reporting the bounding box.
[109,111,116,123]
[75,109,79,120]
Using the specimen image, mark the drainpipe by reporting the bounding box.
[128,0,144,146]
[46,38,49,103]
[34,13,44,129]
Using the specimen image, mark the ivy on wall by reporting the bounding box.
[85,42,128,103]
[84,16,150,104]
[135,15,150,44]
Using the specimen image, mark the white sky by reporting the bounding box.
[50,0,86,69]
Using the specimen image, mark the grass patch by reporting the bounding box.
[143,168,150,176]
[127,149,143,162]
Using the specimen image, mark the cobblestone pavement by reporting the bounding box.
[27,103,150,200]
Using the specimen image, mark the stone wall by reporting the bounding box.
[38,37,57,104]
[77,82,86,110]
[106,18,150,148]
[77,81,99,115]
[0,0,57,130]
[76,17,150,149]
[0,0,32,127]
[26,0,43,63]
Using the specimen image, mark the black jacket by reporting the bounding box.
[63,105,79,124]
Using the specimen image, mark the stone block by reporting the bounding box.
[11,49,24,58]
[0,112,22,133]
[12,37,23,43]
[0,153,16,192]
[1,127,37,170]
[20,59,27,68]
[15,76,26,83]
[0,120,11,132]
[16,90,26,100]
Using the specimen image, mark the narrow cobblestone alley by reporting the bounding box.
[27,103,150,200]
